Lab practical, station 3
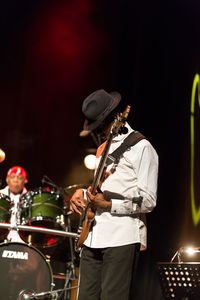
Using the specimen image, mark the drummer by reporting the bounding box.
[0,166,28,242]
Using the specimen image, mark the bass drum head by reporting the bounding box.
[0,242,53,300]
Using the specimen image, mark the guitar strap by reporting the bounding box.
[106,131,146,166]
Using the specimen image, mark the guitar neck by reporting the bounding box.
[90,133,113,195]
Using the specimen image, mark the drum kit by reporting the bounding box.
[0,179,83,300]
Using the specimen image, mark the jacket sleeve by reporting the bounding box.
[111,142,158,215]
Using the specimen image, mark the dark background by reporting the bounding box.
[1,0,200,299]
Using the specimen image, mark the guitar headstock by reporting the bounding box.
[111,105,131,136]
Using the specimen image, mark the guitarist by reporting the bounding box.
[70,89,159,300]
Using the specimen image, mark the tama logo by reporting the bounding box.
[2,250,28,260]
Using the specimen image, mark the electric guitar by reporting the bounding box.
[75,105,131,252]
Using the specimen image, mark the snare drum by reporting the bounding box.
[0,193,11,241]
[20,187,66,248]
[0,241,53,299]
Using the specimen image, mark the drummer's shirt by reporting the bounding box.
[0,185,27,243]
[83,123,159,251]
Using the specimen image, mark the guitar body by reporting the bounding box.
[75,105,131,252]
[75,206,95,252]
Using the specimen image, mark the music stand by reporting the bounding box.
[157,262,200,300]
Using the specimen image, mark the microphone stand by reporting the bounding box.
[41,175,66,195]
[18,285,79,299]
[41,174,70,213]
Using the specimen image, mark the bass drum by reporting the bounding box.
[0,242,53,300]
[0,193,11,241]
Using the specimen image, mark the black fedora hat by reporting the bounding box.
[80,89,121,137]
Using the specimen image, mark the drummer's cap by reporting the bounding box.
[7,166,28,183]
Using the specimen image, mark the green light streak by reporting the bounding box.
[190,73,200,226]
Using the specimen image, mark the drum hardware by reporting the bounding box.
[53,273,66,280]
[66,213,76,280]
[18,289,35,300]
[51,259,78,300]
[6,197,25,243]
[53,272,78,281]
[0,223,80,238]
[48,214,78,300]
[46,257,51,264]
[58,211,78,300]
[56,215,65,226]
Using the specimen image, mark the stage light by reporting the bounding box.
[84,154,96,170]
[184,247,196,255]
[171,246,200,263]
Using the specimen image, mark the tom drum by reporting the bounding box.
[0,193,11,241]
[20,187,66,248]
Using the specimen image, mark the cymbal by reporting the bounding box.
[64,183,89,198]
[0,148,5,163]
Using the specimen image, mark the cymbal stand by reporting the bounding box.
[60,215,77,300]
[67,214,76,279]
[7,199,24,243]
[57,263,73,300]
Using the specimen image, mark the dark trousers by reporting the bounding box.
[77,243,140,300]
